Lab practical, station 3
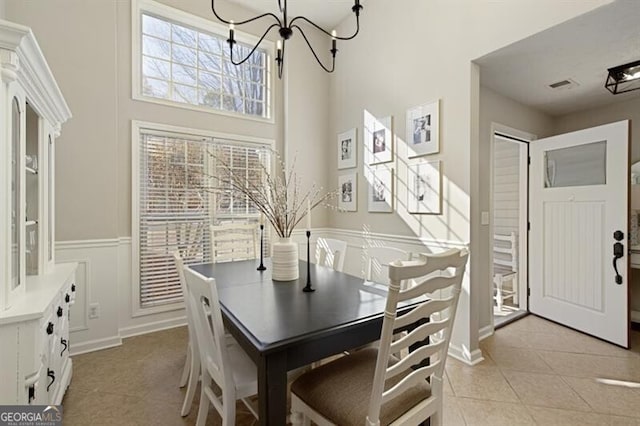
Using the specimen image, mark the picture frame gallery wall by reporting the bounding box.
[336,99,442,215]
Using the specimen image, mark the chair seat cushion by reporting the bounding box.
[291,348,430,425]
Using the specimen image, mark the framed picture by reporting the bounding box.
[338,173,357,211]
[407,161,441,214]
[367,167,394,213]
[364,112,393,165]
[406,99,440,157]
[337,128,357,169]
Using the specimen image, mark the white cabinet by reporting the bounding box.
[0,19,73,404]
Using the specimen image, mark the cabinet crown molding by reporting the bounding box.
[0,19,71,129]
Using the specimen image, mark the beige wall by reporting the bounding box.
[7,0,120,241]
[0,0,6,19]
[7,0,330,241]
[328,0,608,353]
[554,96,640,163]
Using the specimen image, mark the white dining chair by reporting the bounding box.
[290,248,469,426]
[174,252,200,417]
[183,266,258,426]
[315,237,348,272]
[364,246,413,288]
[210,223,259,263]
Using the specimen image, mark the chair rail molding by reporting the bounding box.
[55,230,481,365]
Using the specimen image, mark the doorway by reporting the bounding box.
[490,125,531,328]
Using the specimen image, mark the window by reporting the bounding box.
[135,126,271,310]
[135,0,272,119]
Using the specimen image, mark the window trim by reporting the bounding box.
[132,0,275,123]
[131,120,275,317]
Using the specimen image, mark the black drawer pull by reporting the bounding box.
[46,322,54,335]
[65,294,70,303]
[60,338,68,356]
[46,369,55,392]
[28,385,35,403]
[57,306,63,317]
[71,284,76,292]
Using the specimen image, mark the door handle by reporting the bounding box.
[613,241,624,285]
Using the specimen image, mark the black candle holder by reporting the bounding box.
[257,224,266,271]
[303,230,315,292]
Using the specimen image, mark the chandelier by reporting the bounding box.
[211,0,364,79]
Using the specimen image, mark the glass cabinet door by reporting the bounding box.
[11,97,21,290]
[48,135,53,262]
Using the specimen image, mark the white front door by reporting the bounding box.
[529,120,629,348]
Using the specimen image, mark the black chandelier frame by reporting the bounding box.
[210,0,363,78]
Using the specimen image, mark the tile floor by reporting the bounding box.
[62,316,640,425]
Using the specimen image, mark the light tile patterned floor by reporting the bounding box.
[62,316,640,425]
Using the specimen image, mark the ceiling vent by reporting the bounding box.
[548,78,580,90]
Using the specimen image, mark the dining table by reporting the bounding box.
[190,258,427,426]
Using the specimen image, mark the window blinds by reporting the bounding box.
[138,131,269,308]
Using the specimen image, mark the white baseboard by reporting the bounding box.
[119,315,187,339]
[70,336,122,356]
[448,343,485,366]
[479,324,494,341]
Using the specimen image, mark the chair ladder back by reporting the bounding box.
[210,223,258,263]
[315,237,348,272]
[364,246,412,284]
[366,248,469,425]
[173,253,198,353]
[182,268,235,405]
[493,232,517,271]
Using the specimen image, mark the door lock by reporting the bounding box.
[613,229,624,285]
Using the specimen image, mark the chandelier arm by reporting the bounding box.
[229,23,281,66]
[277,39,285,79]
[291,25,335,73]
[211,0,282,27]
[289,15,360,41]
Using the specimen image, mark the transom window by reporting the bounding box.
[135,0,271,119]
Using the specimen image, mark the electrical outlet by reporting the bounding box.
[88,303,100,319]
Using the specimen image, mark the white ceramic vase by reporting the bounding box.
[271,237,299,281]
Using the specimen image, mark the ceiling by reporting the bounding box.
[228,0,356,29]
[476,0,640,117]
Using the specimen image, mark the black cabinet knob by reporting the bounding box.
[57,307,63,317]
[46,322,54,335]
[46,369,56,392]
[65,294,70,303]
[71,284,76,292]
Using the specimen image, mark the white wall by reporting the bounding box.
[0,0,6,19]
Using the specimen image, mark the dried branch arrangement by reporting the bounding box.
[206,148,337,238]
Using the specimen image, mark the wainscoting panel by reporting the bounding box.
[56,230,477,364]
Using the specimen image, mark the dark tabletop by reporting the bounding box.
[190,259,413,354]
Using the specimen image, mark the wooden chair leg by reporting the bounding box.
[195,375,211,426]
[495,275,504,311]
[179,342,191,388]
[181,344,200,416]
[512,273,518,306]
